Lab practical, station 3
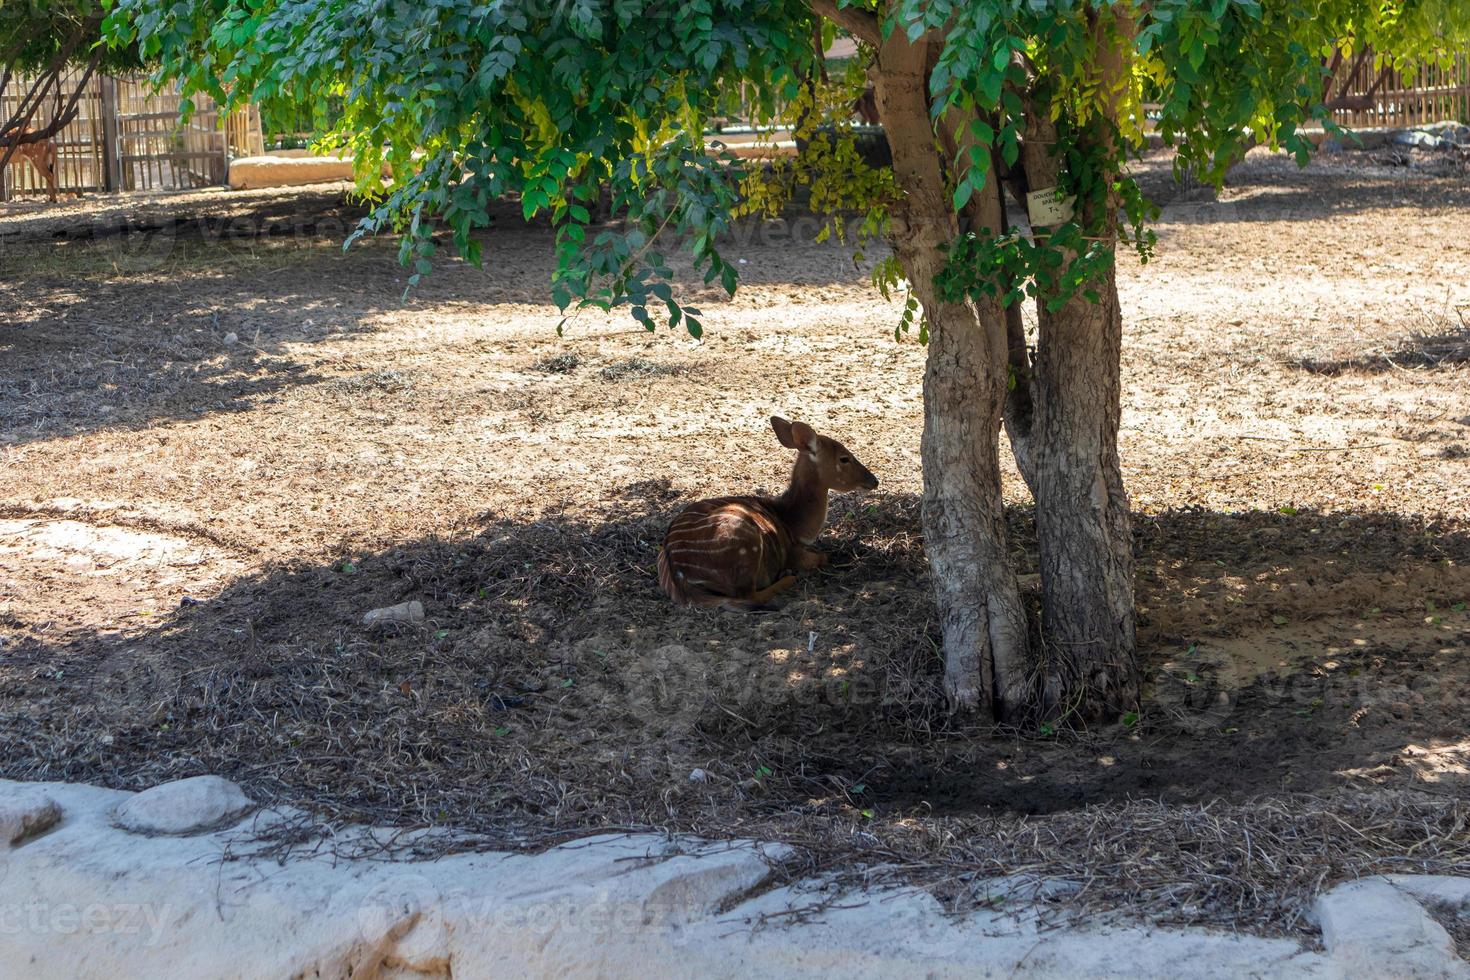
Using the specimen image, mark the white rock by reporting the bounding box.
[0,788,62,846]
[113,775,254,836]
[1316,876,1470,979]
[688,768,709,783]
[1388,874,1470,912]
[222,332,239,345]
[7,777,1466,979]
[362,600,425,627]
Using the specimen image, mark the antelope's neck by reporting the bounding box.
[773,455,828,545]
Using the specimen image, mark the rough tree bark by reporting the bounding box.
[871,30,1031,715]
[1023,274,1138,719]
[1006,13,1140,721]
[812,1,1141,720]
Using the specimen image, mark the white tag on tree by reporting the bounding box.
[1026,187,1076,226]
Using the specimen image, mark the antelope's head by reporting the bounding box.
[771,416,879,493]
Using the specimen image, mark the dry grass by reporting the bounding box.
[3,151,1470,941]
[1293,302,1470,375]
[800,791,1470,935]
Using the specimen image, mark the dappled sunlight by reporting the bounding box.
[1341,737,1470,790]
[3,152,1469,945]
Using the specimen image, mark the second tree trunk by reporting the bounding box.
[1027,270,1139,720]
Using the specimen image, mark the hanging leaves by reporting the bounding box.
[106,0,1470,337]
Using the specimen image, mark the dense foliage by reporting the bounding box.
[3,0,138,72]
[108,0,1470,331]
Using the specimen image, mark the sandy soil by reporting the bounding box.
[1,146,1467,930]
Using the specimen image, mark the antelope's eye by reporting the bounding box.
[839,456,851,464]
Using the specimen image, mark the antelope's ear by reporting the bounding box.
[771,416,797,449]
[790,421,818,452]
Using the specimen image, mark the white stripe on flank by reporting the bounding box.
[674,513,742,526]
[667,526,755,541]
[673,564,740,578]
[671,539,765,550]
[670,521,727,534]
[666,543,749,556]
[667,526,753,538]
[669,558,738,570]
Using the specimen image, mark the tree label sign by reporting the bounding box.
[1027,187,1076,226]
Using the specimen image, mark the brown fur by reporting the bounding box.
[3,127,59,203]
[659,416,878,610]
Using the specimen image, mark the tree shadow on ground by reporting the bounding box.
[0,195,407,445]
[1,488,1466,839]
[1,190,541,446]
[1,189,901,448]
[0,186,375,245]
[1289,322,1470,375]
[1130,147,1468,221]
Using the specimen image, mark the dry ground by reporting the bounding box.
[1,147,1468,934]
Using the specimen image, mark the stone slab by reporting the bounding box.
[2,779,1464,979]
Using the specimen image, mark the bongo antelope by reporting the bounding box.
[658,416,878,610]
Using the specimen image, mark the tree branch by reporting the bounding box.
[1321,48,1344,104]
[807,0,881,48]
[1,50,99,185]
[0,28,89,173]
[1323,48,1383,111]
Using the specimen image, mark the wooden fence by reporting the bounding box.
[5,49,1465,201]
[1328,48,1470,129]
[2,71,262,200]
[1,67,105,196]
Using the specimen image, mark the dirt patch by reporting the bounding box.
[0,513,243,642]
[2,147,1469,934]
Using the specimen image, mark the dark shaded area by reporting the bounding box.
[0,187,373,246]
[1129,146,1470,227]
[2,489,1466,838]
[0,192,402,445]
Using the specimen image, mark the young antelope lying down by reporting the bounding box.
[658,416,878,610]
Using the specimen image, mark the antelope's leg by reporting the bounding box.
[31,149,57,203]
[748,574,797,605]
[792,545,828,571]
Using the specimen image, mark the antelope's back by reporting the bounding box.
[658,496,792,601]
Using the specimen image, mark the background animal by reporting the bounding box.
[3,126,60,203]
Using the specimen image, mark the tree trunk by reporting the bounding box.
[1027,274,1139,720]
[1006,10,1140,722]
[918,296,1032,715]
[873,34,1030,715]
